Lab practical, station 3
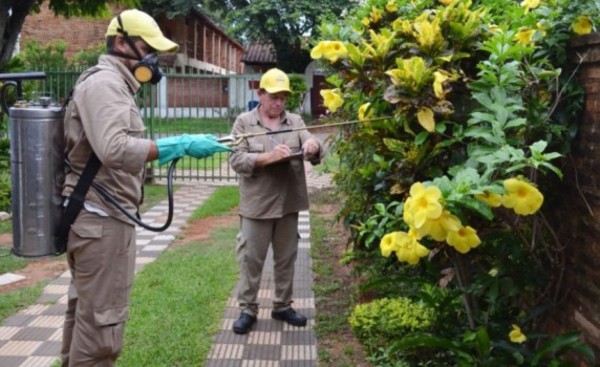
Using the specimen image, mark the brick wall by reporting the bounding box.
[20,3,120,59]
[546,32,600,359]
[167,76,228,108]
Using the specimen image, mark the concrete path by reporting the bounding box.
[0,164,332,367]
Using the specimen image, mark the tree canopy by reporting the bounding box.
[1,0,355,73]
[196,0,356,73]
[0,0,137,69]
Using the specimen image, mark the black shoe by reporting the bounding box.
[271,308,307,327]
[233,313,257,334]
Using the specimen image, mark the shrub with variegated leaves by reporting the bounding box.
[312,0,597,365]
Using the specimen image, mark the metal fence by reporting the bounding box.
[28,69,267,182]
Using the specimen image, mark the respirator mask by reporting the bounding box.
[132,53,162,84]
[111,15,164,85]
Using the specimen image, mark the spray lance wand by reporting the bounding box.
[216,115,394,147]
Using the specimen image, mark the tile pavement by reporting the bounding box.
[0,165,331,367]
[204,211,316,367]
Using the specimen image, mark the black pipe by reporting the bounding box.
[0,72,46,115]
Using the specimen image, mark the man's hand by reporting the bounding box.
[269,143,292,161]
[302,137,320,158]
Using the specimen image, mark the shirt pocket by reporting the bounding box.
[248,143,265,153]
[283,137,301,153]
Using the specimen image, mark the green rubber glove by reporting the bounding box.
[187,134,232,159]
[156,134,232,166]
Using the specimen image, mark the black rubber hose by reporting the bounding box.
[90,157,179,231]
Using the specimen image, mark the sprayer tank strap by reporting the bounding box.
[55,153,102,253]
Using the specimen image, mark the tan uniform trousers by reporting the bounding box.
[61,210,136,367]
[237,213,299,317]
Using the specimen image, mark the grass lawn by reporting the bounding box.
[0,184,236,328]
[145,117,232,135]
[117,225,238,366]
[0,282,47,322]
[117,185,240,366]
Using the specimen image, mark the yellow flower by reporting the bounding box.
[406,182,443,229]
[310,42,326,59]
[362,17,371,27]
[475,191,503,207]
[379,230,430,265]
[502,178,544,215]
[447,225,481,254]
[572,15,593,36]
[380,232,399,257]
[520,0,540,13]
[320,89,344,113]
[310,41,348,62]
[515,28,535,45]
[386,0,398,13]
[370,6,382,23]
[403,197,415,226]
[416,210,461,241]
[509,324,527,344]
[394,229,430,265]
[358,103,372,121]
[439,0,453,5]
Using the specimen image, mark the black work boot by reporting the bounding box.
[233,312,257,334]
[271,308,307,327]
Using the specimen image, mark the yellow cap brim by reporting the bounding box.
[141,35,179,53]
[263,86,291,94]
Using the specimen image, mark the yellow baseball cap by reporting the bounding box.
[106,9,179,53]
[260,68,291,94]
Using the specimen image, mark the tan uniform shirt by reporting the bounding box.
[230,107,322,219]
[62,55,152,224]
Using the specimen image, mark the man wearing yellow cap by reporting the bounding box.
[229,68,323,334]
[60,9,230,366]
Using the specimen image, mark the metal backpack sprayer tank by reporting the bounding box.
[0,72,65,258]
[1,72,184,258]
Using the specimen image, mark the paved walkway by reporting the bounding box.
[0,165,332,367]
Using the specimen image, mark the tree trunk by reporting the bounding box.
[0,0,37,69]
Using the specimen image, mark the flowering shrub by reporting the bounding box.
[311,0,597,364]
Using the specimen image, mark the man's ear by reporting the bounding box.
[114,35,127,52]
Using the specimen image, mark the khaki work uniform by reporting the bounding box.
[60,55,152,367]
[229,107,322,317]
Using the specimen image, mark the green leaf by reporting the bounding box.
[391,334,472,361]
[458,196,494,220]
[531,332,586,365]
[475,327,491,358]
[505,118,527,129]
[345,43,364,68]
[415,131,429,145]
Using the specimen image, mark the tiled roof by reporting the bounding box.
[241,43,277,65]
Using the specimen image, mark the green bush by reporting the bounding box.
[69,42,105,68]
[287,74,308,113]
[313,0,597,364]
[349,297,435,346]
